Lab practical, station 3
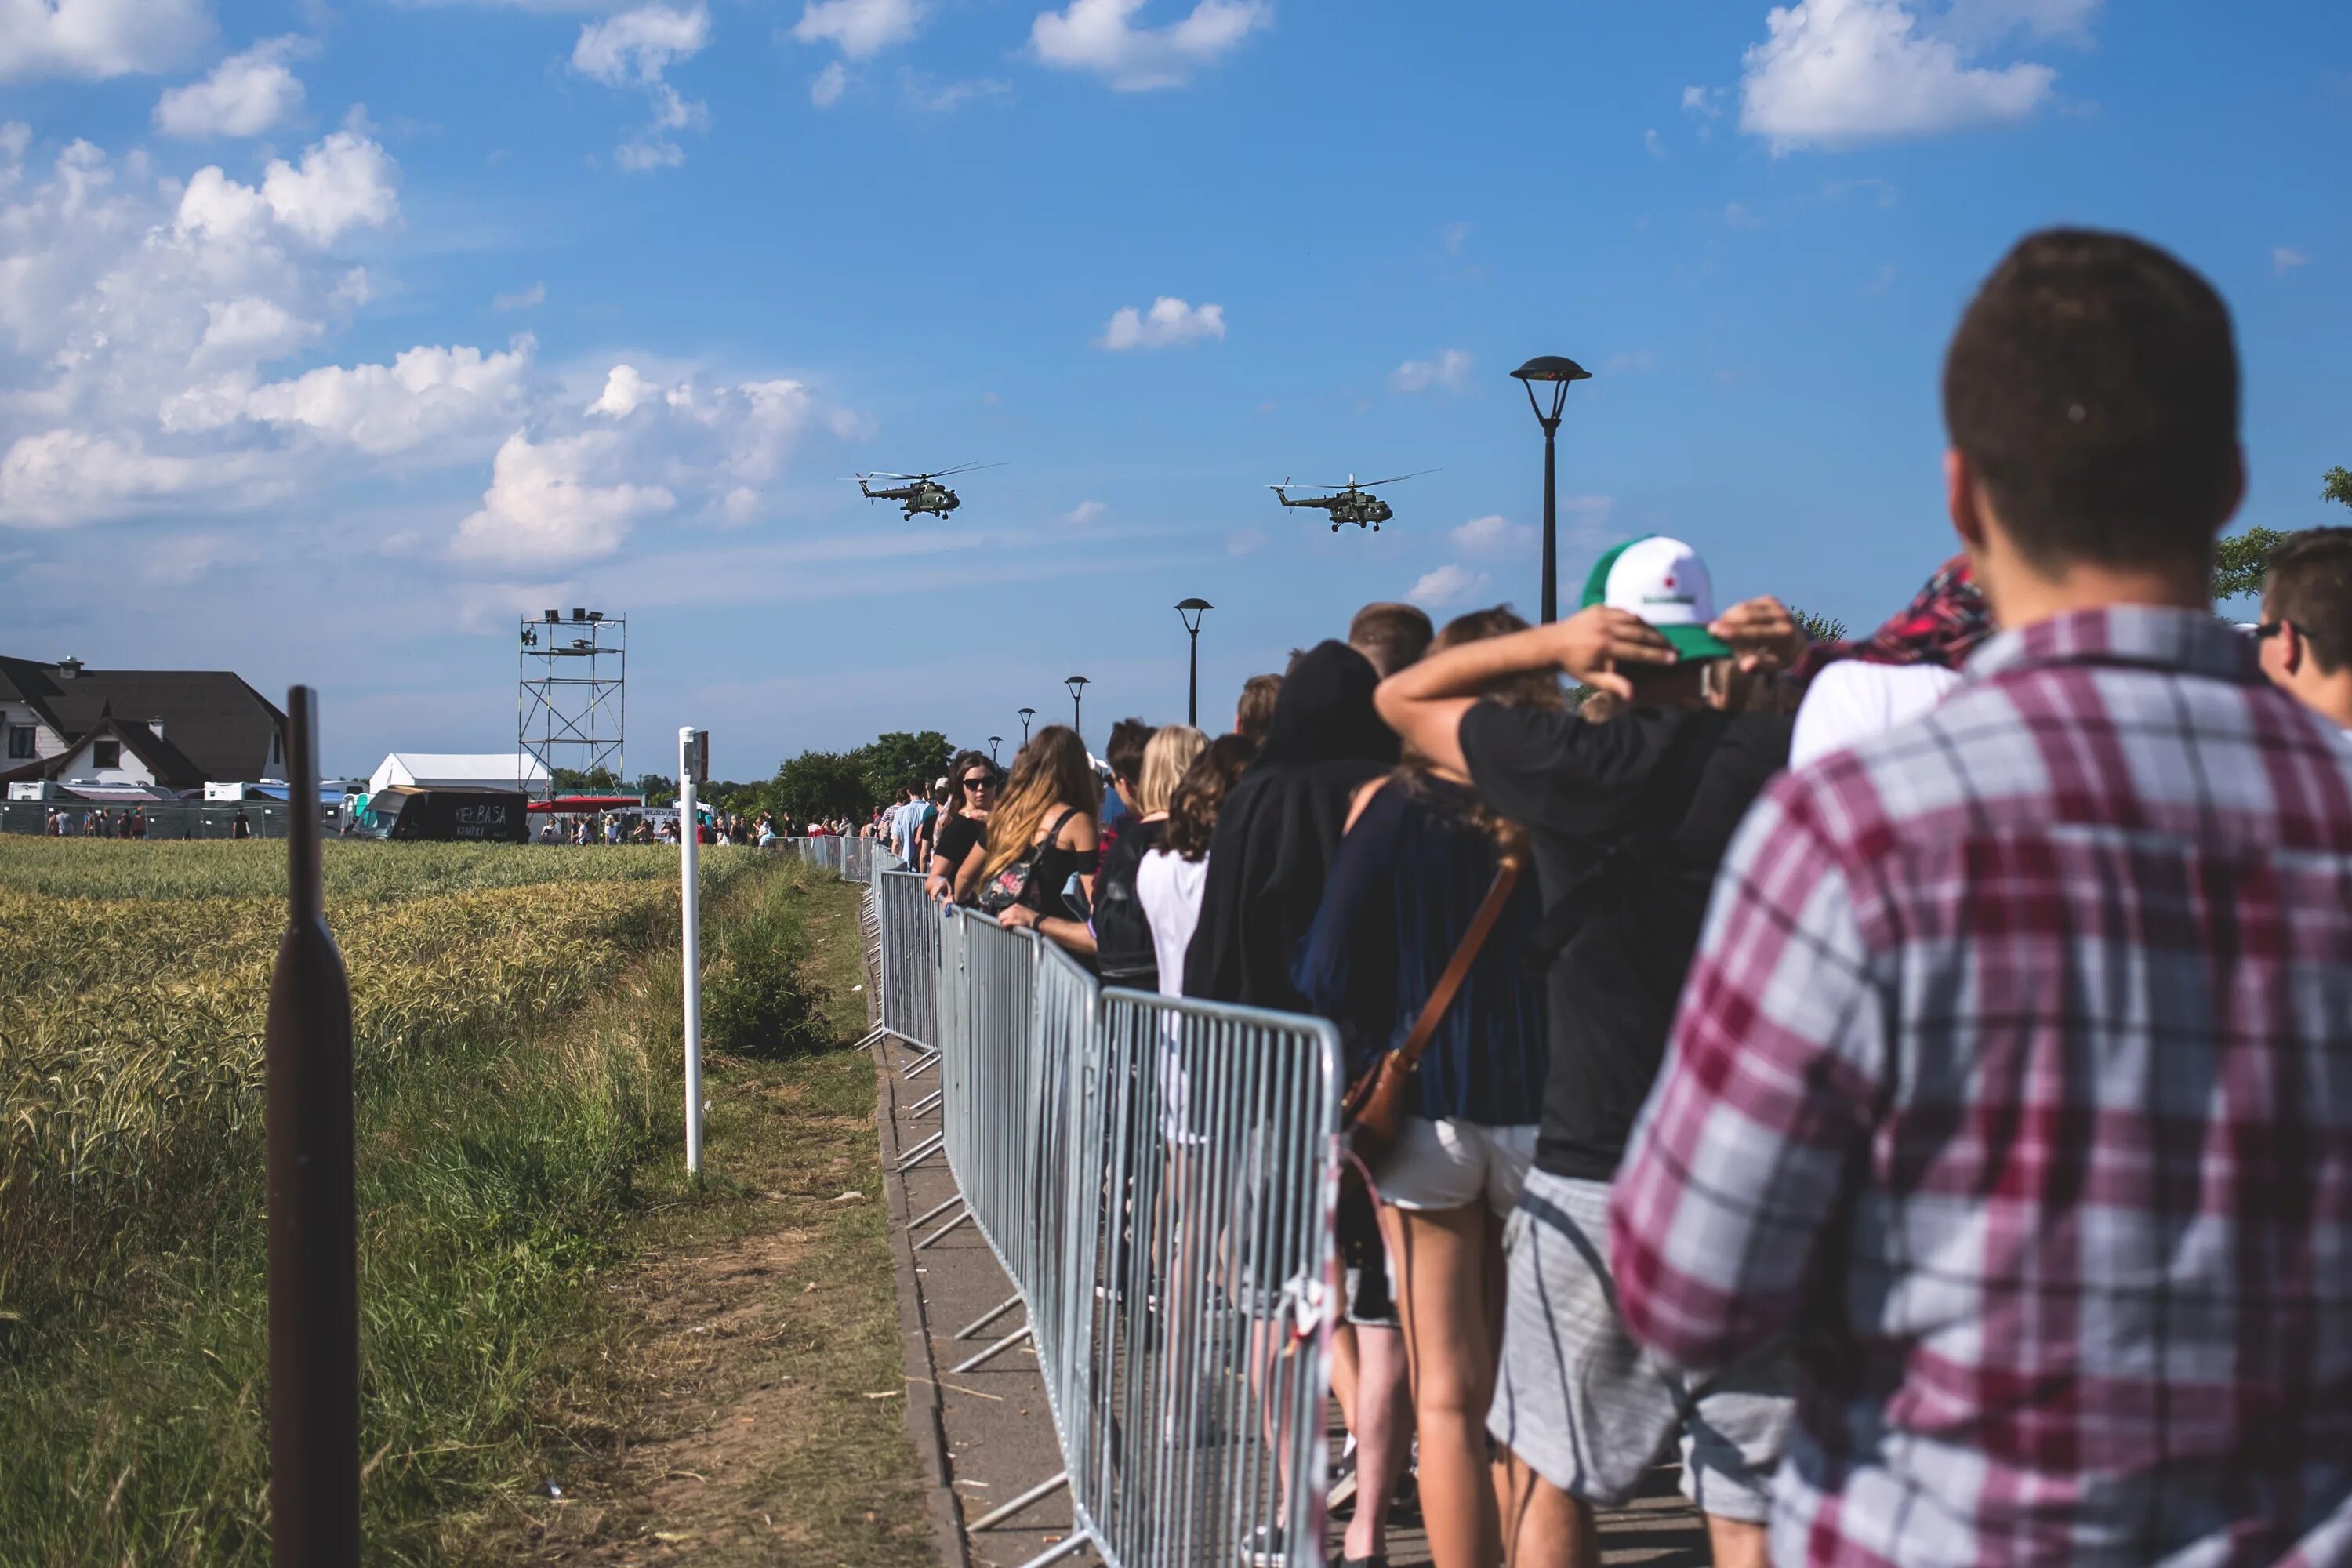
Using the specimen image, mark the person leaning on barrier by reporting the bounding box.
[1613,227,2352,1567]
[927,749,998,903]
[979,724,1101,961]
[2256,524,2352,736]
[1094,724,1207,990]
[1376,538,1808,1568]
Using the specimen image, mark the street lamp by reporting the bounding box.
[1065,676,1090,742]
[988,735,1003,764]
[1175,598,1213,728]
[1510,354,1592,623]
[1018,707,1036,746]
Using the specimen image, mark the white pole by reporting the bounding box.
[678,725,703,1176]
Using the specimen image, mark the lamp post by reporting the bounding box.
[988,735,1002,764]
[1510,355,1592,623]
[1065,676,1090,743]
[1018,707,1036,746]
[1175,598,1213,728]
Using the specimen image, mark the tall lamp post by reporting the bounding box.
[988,735,1003,764]
[1510,355,1592,622]
[1018,707,1036,746]
[1175,598,1214,728]
[1065,676,1090,743]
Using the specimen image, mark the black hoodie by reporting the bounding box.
[1181,641,1397,1011]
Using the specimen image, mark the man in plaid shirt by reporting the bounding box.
[1612,229,2352,1566]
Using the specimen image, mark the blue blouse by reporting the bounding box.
[1291,775,1546,1126]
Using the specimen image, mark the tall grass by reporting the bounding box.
[0,839,820,1566]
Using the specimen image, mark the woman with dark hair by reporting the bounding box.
[928,749,998,902]
[1296,605,1555,1568]
[1094,724,1207,989]
[1136,731,1254,998]
[974,725,1099,959]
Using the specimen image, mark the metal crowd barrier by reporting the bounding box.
[898,899,1341,1568]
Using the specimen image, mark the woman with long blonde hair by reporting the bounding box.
[971,725,1100,959]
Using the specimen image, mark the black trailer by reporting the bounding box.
[360,786,528,843]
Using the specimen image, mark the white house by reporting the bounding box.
[1,655,286,795]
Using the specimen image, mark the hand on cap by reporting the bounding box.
[1710,596,1808,673]
[1551,605,1678,699]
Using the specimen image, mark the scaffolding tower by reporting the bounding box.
[517,608,625,798]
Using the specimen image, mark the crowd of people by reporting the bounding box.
[877,229,2352,1568]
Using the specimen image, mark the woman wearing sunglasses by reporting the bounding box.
[928,750,999,903]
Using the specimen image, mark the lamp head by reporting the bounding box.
[1511,355,1591,425]
[1065,676,1090,700]
[1175,597,1213,633]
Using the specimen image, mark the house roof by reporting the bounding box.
[0,656,285,783]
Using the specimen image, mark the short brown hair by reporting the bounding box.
[1431,605,1561,710]
[1164,732,1256,861]
[1104,717,1151,784]
[2265,527,2352,674]
[1348,601,1435,678]
[1944,228,2240,574]
[1235,673,1282,741]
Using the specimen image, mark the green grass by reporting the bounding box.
[0,840,857,1567]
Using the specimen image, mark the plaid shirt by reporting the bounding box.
[1611,606,2352,1567]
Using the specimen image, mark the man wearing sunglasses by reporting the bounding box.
[2256,526,2352,736]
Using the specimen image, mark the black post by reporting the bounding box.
[1187,629,1200,728]
[1541,423,1559,625]
[266,686,359,1568]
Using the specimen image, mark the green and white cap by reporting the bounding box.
[1580,535,1730,659]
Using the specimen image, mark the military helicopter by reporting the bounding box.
[1269,470,1437,532]
[852,462,1007,521]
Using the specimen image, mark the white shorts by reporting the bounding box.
[1371,1116,1537,1216]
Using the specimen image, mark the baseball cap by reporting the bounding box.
[1580,535,1730,659]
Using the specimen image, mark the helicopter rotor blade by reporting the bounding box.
[1353,468,1441,488]
[925,461,1009,479]
[862,471,922,481]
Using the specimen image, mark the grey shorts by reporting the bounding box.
[1488,1168,1793,1522]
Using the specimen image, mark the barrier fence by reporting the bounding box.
[852,853,1341,1568]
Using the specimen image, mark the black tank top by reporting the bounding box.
[1029,808,1088,923]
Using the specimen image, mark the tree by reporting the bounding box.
[853,731,953,804]
[1789,608,1850,644]
[770,749,873,822]
[2325,466,2352,510]
[2212,525,2289,603]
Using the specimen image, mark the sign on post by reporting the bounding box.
[679,726,709,1174]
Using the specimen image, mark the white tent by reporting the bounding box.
[367,753,550,795]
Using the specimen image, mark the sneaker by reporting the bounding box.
[1325,1448,1359,1515]
[1237,1523,1287,1568]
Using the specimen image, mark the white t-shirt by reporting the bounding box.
[1136,848,1210,1000]
[1790,660,1966,771]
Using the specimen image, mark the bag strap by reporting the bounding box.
[1393,855,1523,1075]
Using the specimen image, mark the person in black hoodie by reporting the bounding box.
[1183,637,1410,1568]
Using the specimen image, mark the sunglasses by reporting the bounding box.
[962,776,993,790]
[2254,619,2293,641]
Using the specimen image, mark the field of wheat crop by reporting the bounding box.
[0,837,816,1566]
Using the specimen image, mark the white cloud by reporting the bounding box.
[589,363,657,417]
[194,296,320,365]
[1065,499,1106,524]
[153,35,309,138]
[572,3,709,170]
[811,60,848,106]
[171,340,535,455]
[1737,0,2078,151]
[1390,348,1472,394]
[1940,0,2100,49]
[494,281,546,310]
[1643,127,1667,159]
[256,127,400,242]
[1448,514,1533,557]
[1098,296,1224,350]
[2274,246,2311,276]
[1408,564,1491,610]
[793,0,921,60]
[1,431,214,527]
[452,430,674,563]
[1031,0,1268,90]
[0,0,213,82]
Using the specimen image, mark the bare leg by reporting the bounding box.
[1497,1447,1599,1568]
[1343,1323,1411,1563]
[1704,1515,1769,1568]
[1384,1201,1504,1568]
[1331,1320,1360,1436]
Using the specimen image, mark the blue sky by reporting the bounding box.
[2,0,2347,779]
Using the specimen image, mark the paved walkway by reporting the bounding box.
[872,1025,1710,1568]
